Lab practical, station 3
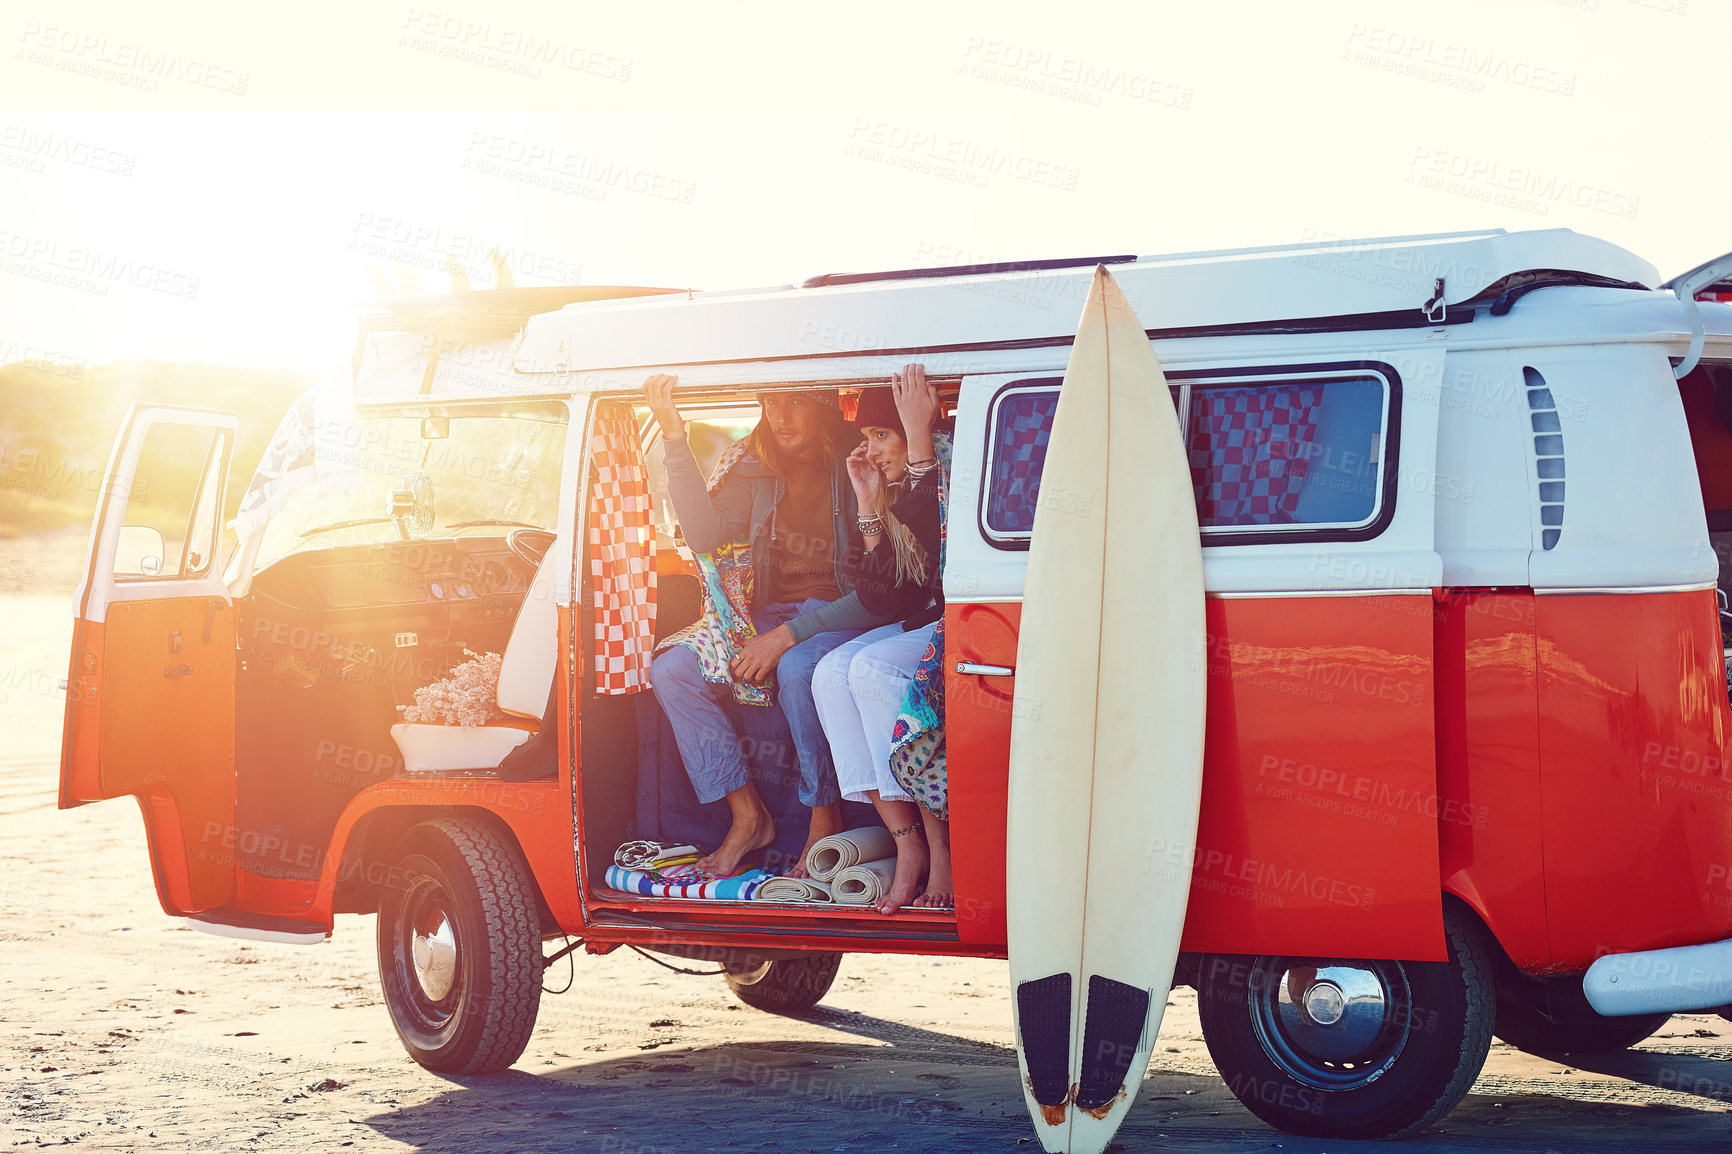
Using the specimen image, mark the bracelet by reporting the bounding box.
[903,459,938,481]
[857,516,886,535]
[906,457,937,468]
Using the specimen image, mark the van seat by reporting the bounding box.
[389,542,561,773]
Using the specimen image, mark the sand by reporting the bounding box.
[3,547,1730,1153]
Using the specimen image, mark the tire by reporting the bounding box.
[724,952,842,1013]
[1494,996,1668,1054]
[1198,905,1494,1139]
[376,818,543,1073]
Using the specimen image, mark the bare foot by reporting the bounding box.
[673,787,776,879]
[787,802,843,880]
[874,833,930,915]
[910,813,952,909]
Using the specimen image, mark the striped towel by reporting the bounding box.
[832,858,899,906]
[613,840,701,872]
[756,876,834,903]
[604,864,770,901]
[806,826,895,881]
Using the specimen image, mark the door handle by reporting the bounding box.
[955,661,1015,677]
[163,664,195,677]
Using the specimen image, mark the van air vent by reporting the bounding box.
[1523,366,1564,550]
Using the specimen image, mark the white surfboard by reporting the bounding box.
[1006,266,1207,1154]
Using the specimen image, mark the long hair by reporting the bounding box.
[745,404,861,478]
[874,481,930,587]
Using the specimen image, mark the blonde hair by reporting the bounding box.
[875,481,929,587]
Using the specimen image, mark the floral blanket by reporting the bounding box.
[656,438,774,706]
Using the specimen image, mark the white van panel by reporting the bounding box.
[1432,349,1535,586]
[1522,345,1713,589]
[518,230,1656,376]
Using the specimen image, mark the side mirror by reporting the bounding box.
[115,524,166,578]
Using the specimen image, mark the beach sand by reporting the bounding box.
[2,544,1729,1153]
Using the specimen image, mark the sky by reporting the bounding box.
[0,0,1724,374]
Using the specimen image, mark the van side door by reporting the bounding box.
[59,403,239,916]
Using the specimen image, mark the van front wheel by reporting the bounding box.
[376,818,543,1073]
[1198,906,1494,1139]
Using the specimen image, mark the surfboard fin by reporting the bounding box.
[1074,975,1153,1114]
[1016,973,1073,1119]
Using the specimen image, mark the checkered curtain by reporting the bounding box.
[987,392,1060,534]
[587,405,657,694]
[1187,385,1324,526]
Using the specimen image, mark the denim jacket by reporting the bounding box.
[662,434,897,643]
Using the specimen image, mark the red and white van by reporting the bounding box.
[59,229,1732,1139]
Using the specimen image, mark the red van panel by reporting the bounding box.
[948,594,1447,962]
[1535,588,1732,970]
[1434,591,1551,971]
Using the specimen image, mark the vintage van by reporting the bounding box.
[59,229,1732,1140]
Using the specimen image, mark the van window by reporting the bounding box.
[981,370,1391,544]
[638,407,757,548]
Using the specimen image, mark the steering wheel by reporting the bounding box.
[506,528,556,568]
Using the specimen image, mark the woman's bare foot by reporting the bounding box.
[671,785,776,879]
[874,832,929,915]
[911,812,953,909]
[871,798,930,915]
[786,802,843,880]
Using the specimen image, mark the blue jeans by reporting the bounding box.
[649,599,861,809]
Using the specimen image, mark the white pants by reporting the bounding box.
[812,621,938,805]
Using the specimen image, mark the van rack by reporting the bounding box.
[798,229,1515,291]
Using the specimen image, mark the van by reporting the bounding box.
[59,228,1732,1140]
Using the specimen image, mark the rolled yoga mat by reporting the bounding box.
[805,826,895,881]
[756,876,834,903]
[831,857,899,906]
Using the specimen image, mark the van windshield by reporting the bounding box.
[250,401,569,571]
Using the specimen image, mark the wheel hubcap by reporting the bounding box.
[395,870,462,1034]
[411,908,458,1002]
[1248,958,1411,1090]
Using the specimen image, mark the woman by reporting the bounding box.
[812,364,950,914]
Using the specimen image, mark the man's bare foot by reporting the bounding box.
[672,786,776,879]
[874,832,929,915]
[787,802,844,880]
[911,812,953,909]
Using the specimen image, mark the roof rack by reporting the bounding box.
[801,254,1138,290]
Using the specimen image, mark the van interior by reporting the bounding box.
[1676,362,1732,701]
[228,387,958,925]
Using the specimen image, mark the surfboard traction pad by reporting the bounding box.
[1017,973,1154,1123]
[1076,975,1152,1116]
[1016,974,1073,1122]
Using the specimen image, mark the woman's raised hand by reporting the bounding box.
[845,442,882,505]
[643,373,685,440]
[890,363,940,435]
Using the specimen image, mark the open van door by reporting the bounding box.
[59,404,239,917]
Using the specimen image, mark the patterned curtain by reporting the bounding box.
[1187,385,1324,526]
[587,404,658,694]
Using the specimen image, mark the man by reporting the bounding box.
[645,373,896,878]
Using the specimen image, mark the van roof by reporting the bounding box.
[513,229,1659,377]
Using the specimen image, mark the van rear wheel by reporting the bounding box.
[376,818,543,1073]
[724,952,842,1013]
[1198,905,1494,1139]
